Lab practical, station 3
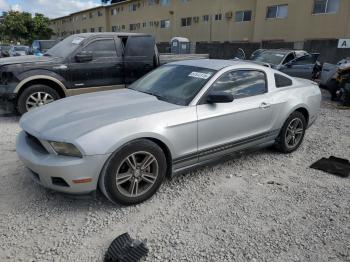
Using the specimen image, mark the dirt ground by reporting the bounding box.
[0,92,349,262]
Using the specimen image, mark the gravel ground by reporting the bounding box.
[0,92,349,262]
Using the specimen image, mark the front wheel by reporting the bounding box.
[17,84,60,115]
[99,139,167,205]
[276,111,306,153]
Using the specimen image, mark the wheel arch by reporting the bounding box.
[97,135,174,183]
[15,76,67,99]
[294,107,309,125]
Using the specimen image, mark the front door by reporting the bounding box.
[197,70,275,162]
[68,37,124,90]
[280,55,316,79]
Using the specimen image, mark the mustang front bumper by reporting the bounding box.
[16,130,111,194]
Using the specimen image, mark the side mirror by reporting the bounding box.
[206,91,234,104]
[75,51,93,62]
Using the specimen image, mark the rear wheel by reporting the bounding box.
[276,111,306,153]
[99,139,167,205]
[17,84,60,114]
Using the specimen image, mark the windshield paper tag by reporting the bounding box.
[72,37,84,45]
[188,72,212,79]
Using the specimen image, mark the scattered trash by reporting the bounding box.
[226,174,233,179]
[310,156,350,178]
[104,233,149,262]
[252,173,259,177]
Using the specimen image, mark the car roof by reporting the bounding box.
[75,32,152,38]
[169,59,260,71]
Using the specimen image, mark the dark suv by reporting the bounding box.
[0,33,159,114]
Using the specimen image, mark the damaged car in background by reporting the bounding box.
[236,49,321,80]
[16,59,321,205]
[320,57,350,105]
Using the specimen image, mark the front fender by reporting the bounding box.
[15,69,68,94]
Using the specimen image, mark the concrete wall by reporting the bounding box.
[196,39,350,63]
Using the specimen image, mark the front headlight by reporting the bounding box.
[49,141,82,158]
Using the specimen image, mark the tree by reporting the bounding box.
[1,11,53,44]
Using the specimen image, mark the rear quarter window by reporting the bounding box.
[275,73,293,88]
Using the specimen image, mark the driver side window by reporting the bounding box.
[210,70,267,99]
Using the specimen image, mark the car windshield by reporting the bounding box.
[14,46,28,51]
[252,51,286,65]
[41,41,58,50]
[128,65,216,106]
[45,35,85,58]
[0,45,10,51]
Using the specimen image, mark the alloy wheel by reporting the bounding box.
[285,118,304,148]
[25,92,54,111]
[115,151,159,198]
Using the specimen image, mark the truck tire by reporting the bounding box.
[17,84,60,115]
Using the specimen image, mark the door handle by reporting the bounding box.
[260,102,271,109]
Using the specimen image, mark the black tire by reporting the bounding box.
[276,111,307,153]
[327,79,339,101]
[17,84,60,115]
[99,139,167,206]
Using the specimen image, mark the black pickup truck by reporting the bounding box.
[0,33,207,114]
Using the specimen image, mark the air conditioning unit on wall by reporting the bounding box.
[225,11,233,19]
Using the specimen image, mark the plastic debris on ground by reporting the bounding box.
[104,233,149,262]
[310,156,350,178]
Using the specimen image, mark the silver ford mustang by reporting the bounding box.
[16,60,321,205]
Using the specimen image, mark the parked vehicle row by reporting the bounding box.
[16,59,321,205]
[0,33,208,114]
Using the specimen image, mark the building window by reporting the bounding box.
[235,10,252,22]
[90,28,95,32]
[266,4,288,19]
[130,23,140,31]
[203,15,210,22]
[112,26,117,32]
[181,17,192,27]
[143,22,147,28]
[82,15,87,20]
[214,14,222,21]
[89,12,94,18]
[160,19,170,28]
[82,29,87,33]
[148,0,157,5]
[111,9,117,15]
[98,27,103,32]
[160,0,170,6]
[98,11,103,17]
[313,0,340,14]
[129,3,137,12]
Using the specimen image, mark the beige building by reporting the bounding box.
[50,0,350,43]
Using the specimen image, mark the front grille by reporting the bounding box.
[25,132,48,154]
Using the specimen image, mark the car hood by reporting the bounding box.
[20,89,182,141]
[0,55,58,66]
